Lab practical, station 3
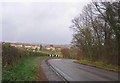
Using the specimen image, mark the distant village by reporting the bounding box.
[10,43,61,52]
[2,42,71,52]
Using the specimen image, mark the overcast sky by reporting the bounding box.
[1,1,90,44]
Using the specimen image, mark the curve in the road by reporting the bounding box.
[48,59,119,81]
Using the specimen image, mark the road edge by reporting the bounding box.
[45,59,69,83]
[74,61,120,73]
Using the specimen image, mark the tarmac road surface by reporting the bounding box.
[48,59,119,81]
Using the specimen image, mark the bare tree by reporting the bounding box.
[70,1,119,65]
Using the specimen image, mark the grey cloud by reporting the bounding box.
[2,2,89,44]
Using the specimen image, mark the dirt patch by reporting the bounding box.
[35,60,48,81]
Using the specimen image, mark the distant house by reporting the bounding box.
[45,45,55,51]
[10,44,16,47]
[24,45,31,49]
[31,45,40,50]
[11,44,23,48]
[46,47,51,50]
[55,47,61,51]
[24,45,40,51]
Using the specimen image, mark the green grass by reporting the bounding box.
[39,50,62,55]
[75,60,120,72]
[2,56,50,81]
[39,50,51,54]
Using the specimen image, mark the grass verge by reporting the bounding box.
[2,56,50,81]
[74,60,120,72]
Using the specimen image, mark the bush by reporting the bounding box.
[2,43,48,68]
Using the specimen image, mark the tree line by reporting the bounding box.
[70,1,120,65]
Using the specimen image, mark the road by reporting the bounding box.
[40,59,63,81]
[48,59,119,81]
